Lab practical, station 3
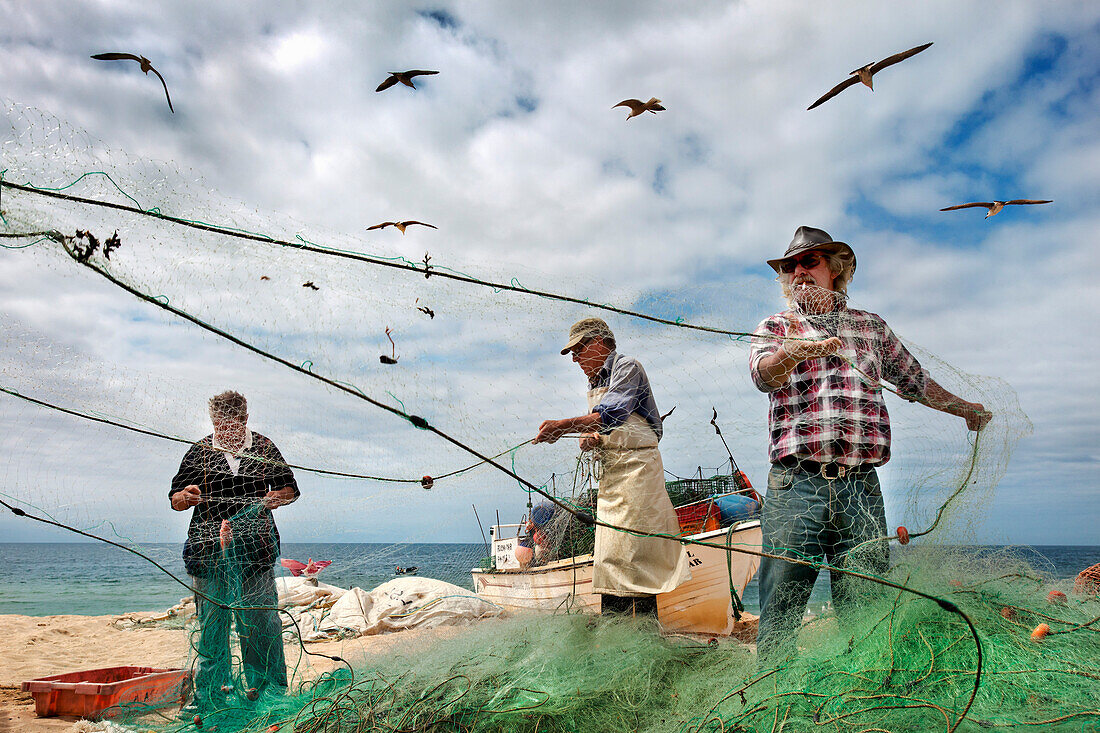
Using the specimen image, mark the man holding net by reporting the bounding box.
[534,317,690,616]
[750,226,991,661]
[170,391,298,715]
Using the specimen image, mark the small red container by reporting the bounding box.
[21,666,189,719]
[674,498,720,535]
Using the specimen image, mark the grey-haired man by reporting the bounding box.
[750,227,990,661]
[170,391,298,715]
[535,317,689,615]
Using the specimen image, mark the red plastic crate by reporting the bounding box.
[674,498,720,535]
[21,666,189,718]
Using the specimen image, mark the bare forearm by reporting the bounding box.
[756,337,843,389]
[756,346,801,389]
[921,379,967,415]
[559,413,602,434]
[535,412,602,443]
[919,378,991,431]
[264,486,297,509]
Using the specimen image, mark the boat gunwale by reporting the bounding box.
[471,519,762,574]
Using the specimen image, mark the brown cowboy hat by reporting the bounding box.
[766,226,857,273]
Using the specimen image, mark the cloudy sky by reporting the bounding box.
[1,1,1097,548]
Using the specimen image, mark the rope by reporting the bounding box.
[0,179,756,338]
[0,383,529,486]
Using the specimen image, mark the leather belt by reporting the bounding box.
[776,455,871,480]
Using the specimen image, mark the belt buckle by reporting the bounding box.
[820,463,846,480]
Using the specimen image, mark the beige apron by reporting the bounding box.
[587,387,691,596]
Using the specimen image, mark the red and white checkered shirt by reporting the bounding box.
[749,305,928,467]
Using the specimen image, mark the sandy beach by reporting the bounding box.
[0,611,462,733]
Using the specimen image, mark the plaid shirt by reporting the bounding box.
[749,305,928,467]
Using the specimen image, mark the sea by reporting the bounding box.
[1,542,1098,617]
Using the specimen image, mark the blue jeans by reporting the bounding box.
[190,568,287,703]
[755,463,889,662]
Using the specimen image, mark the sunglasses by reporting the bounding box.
[570,338,593,354]
[778,252,824,273]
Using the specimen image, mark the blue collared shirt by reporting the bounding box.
[589,351,663,441]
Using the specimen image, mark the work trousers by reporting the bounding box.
[190,568,287,702]
[755,463,889,663]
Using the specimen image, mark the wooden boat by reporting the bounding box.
[472,466,763,636]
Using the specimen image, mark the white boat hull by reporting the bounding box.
[472,521,761,635]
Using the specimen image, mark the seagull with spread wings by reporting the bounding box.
[613,97,665,119]
[939,199,1053,218]
[91,53,174,112]
[376,70,440,92]
[807,42,933,110]
[367,221,438,234]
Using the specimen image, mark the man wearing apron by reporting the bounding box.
[534,317,691,615]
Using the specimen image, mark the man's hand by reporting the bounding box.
[579,433,602,451]
[962,402,992,432]
[219,519,233,550]
[922,379,992,432]
[171,485,202,511]
[534,419,566,444]
[782,336,842,362]
[263,486,296,510]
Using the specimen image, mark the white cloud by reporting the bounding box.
[1,0,1098,546]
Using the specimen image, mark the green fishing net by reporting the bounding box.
[3,100,1096,733]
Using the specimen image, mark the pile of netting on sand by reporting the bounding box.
[3,102,1098,731]
[96,548,1100,732]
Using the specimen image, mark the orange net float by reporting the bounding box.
[1047,590,1067,605]
[1074,562,1100,596]
[736,471,762,504]
[896,526,910,545]
[1030,623,1051,641]
[420,475,434,490]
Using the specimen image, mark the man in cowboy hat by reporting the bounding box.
[750,226,991,661]
[534,317,690,615]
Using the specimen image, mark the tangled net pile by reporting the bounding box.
[3,100,1098,732]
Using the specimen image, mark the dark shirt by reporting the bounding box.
[589,351,664,441]
[169,432,298,578]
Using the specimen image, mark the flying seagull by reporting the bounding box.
[91,53,174,112]
[939,200,1053,218]
[807,42,933,110]
[376,70,440,92]
[613,98,665,119]
[367,221,438,234]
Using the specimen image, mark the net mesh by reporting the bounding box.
[2,99,1095,733]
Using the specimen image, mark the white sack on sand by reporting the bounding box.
[284,577,502,640]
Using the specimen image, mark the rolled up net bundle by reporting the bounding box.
[3,99,1095,733]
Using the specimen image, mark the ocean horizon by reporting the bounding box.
[1,542,1097,617]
